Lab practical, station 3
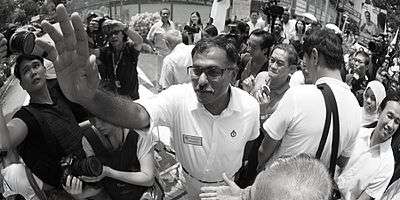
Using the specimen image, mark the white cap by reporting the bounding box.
[325,23,342,35]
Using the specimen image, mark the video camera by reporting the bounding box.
[60,155,103,186]
[261,0,284,33]
[368,40,388,57]
[1,24,36,56]
[87,16,109,48]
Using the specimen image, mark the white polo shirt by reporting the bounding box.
[136,84,259,198]
[263,77,361,167]
[159,43,194,89]
[337,128,394,200]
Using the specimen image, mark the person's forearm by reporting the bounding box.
[83,90,150,130]
[126,28,143,46]
[105,166,154,187]
[0,108,12,150]
[257,132,280,172]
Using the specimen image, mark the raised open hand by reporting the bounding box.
[41,4,99,104]
[199,173,243,200]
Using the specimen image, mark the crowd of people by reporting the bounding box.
[0,1,399,200]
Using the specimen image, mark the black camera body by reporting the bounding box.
[1,24,36,56]
[261,1,284,34]
[60,155,103,185]
[87,17,108,48]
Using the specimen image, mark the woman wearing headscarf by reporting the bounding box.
[361,80,386,127]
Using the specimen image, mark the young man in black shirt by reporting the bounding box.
[0,54,93,199]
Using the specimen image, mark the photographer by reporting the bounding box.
[79,114,154,200]
[97,19,143,100]
[0,50,100,199]
[87,16,108,52]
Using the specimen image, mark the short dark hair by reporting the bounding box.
[192,35,239,67]
[250,29,274,50]
[353,50,370,65]
[14,54,44,80]
[303,28,344,70]
[379,92,400,112]
[272,43,299,66]
[203,25,218,37]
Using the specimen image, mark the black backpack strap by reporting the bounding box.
[316,83,340,178]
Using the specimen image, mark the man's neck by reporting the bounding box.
[270,76,288,90]
[370,129,383,147]
[316,67,343,82]
[30,86,53,105]
[204,88,231,115]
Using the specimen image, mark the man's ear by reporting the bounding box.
[311,48,319,66]
[230,67,238,84]
[288,64,297,74]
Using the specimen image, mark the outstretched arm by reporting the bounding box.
[41,5,150,129]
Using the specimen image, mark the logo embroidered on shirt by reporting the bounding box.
[230,130,237,137]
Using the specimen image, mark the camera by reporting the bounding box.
[87,16,109,48]
[60,155,103,185]
[1,24,36,56]
[261,0,284,34]
[368,40,387,56]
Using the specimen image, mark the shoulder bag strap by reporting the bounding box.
[316,83,333,159]
[316,83,340,178]
[25,167,48,200]
[325,85,340,178]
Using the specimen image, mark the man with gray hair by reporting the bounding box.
[200,154,332,200]
[159,29,194,89]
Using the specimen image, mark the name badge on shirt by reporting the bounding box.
[183,134,203,146]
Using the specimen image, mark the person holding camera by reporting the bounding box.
[97,19,143,100]
[0,53,99,199]
[77,113,154,200]
[345,50,371,106]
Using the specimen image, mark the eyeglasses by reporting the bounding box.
[187,66,235,80]
[107,30,122,38]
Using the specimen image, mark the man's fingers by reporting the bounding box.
[199,192,218,198]
[41,21,65,55]
[56,5,76,51]
[199,198,218,200]
[71,13,88,58]
[87,55,100,88]
[222,173,235,187]
[33,38,58,62]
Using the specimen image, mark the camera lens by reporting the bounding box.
[9,30,35,55]
[71,156,103,177]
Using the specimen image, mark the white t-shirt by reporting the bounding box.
[337,128,394,200]
[136,84,259,198]
[2,163,42,200]
[263,77,361,166]
[381,178,400,200]
[159,43,194,89]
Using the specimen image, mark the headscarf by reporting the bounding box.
[361,80,386,126]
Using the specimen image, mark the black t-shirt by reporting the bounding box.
[13,85,89,187]
[98,42,140,100]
